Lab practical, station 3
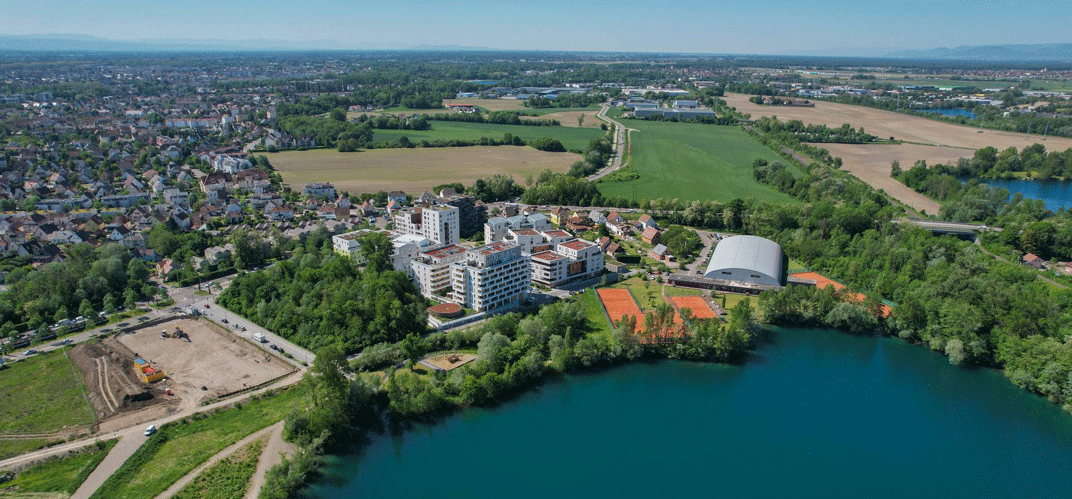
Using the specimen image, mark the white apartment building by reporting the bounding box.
[410,244,469,298]
[530,238,604,287]
[332,230,369,261]
[450,242,530,312]
[394,204,460,246]
[391,234,433,276]
[484,213,552,244]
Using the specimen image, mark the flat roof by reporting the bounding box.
[561,240,594,251]
[475,241,515,255]
[543,230,572,238]
[531,250,565,262]
[424,244,467,258]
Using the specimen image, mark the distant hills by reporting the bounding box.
[886,43,1072,62]
[0,34,497,52]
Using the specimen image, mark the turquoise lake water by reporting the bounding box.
[307,327,1072,498]
[982,178,1072,211]
[924,108,977,118]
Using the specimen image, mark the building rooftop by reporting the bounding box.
[561,240,594,251]
[531,250,565,262]
[474,241,515,256]
[424,244,467,259]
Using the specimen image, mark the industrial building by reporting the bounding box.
[703,235,786,288]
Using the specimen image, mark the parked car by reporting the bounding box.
[269,344,280,351]
[23,349,38,356]
[221,318,228,323]
[144,425,156,436]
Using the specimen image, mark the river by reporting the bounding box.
[306,327,1072,498]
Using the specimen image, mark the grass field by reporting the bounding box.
[0,438,52,462]
[268,146,578,195]
[173,439,263,499]
[577,289,613,339]
[608,277,664,310]
[522,110,604,128]
[596,121,800,204]
[0,349,96,435]
[0,439,116,496]
[89,386,306,499]
[372,121,604,150]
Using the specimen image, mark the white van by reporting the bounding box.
[144,425,156,436]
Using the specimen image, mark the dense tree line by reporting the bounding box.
[630,114,738,125]
[521,170,601,206]
[528,137,566,152]
[911,144,1072,180]
[217,232,428,354]
[0,244,155,335]
[354,114,431,131]
[427,111,560,127]
[276,115,374,151]
[524,93,602,109]
[752,117,881,144]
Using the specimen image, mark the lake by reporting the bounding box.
[981,178,1072,211]
[307,327,1072,498]
[924,108,977,119]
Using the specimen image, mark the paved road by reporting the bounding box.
[1,368,303,472]
[588,104,637,181]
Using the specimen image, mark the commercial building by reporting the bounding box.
[450,242,529,312]
[703,235,786,288]
[394,204,460,245]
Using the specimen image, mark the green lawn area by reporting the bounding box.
[715,293,761,319]
[664,286,704,297]
[787,259,809,274]
[596,121,801,204]
[577,289,612,340]
[0,438,53,462]
[1,439,116,496]
[372,121,604,151]
[173,439,264,499]
[0,348,97,435]
[608,276,665,311]
[89,385,307,499]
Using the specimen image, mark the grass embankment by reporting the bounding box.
[372,121,603,151]
[577,289,613,340]
[89,386,306,499]
[0,439,53,462]
[0,439,116,496]
[596,121,800,204]
[0,349,96,435]
[172,439,264,499]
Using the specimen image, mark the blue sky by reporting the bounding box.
[3,0,1069,54]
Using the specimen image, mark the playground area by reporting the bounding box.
[420,353,477,372]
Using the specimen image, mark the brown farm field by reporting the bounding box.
[268,146,577,194]
[522,110,603,128]
[443,98,527,111]
[724,93,1072,213]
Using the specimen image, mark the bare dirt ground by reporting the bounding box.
[114,318,294,409]
[724,93,1072,213]
[421,353,477,371]
[270,146,576,195]
[522,110,604,128]
[68,339,176,424]
[443,98,527,112]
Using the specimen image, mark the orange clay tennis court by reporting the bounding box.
[597,288,645,333]
[668,296,718,319]
[792,272,893,317]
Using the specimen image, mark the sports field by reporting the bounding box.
[724,92,1072,213]
[372,121,605,151]
[268,146,577,195]
[669,296,718,319]
[596,288,644,334]
[596,120,800,204]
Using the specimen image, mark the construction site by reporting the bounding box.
[68,316,296,428]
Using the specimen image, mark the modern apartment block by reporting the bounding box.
[394,204,460,245]
[411,244,469,298]
[484,213,552,244]
[450,242,530,312]
[530,239,604,287]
